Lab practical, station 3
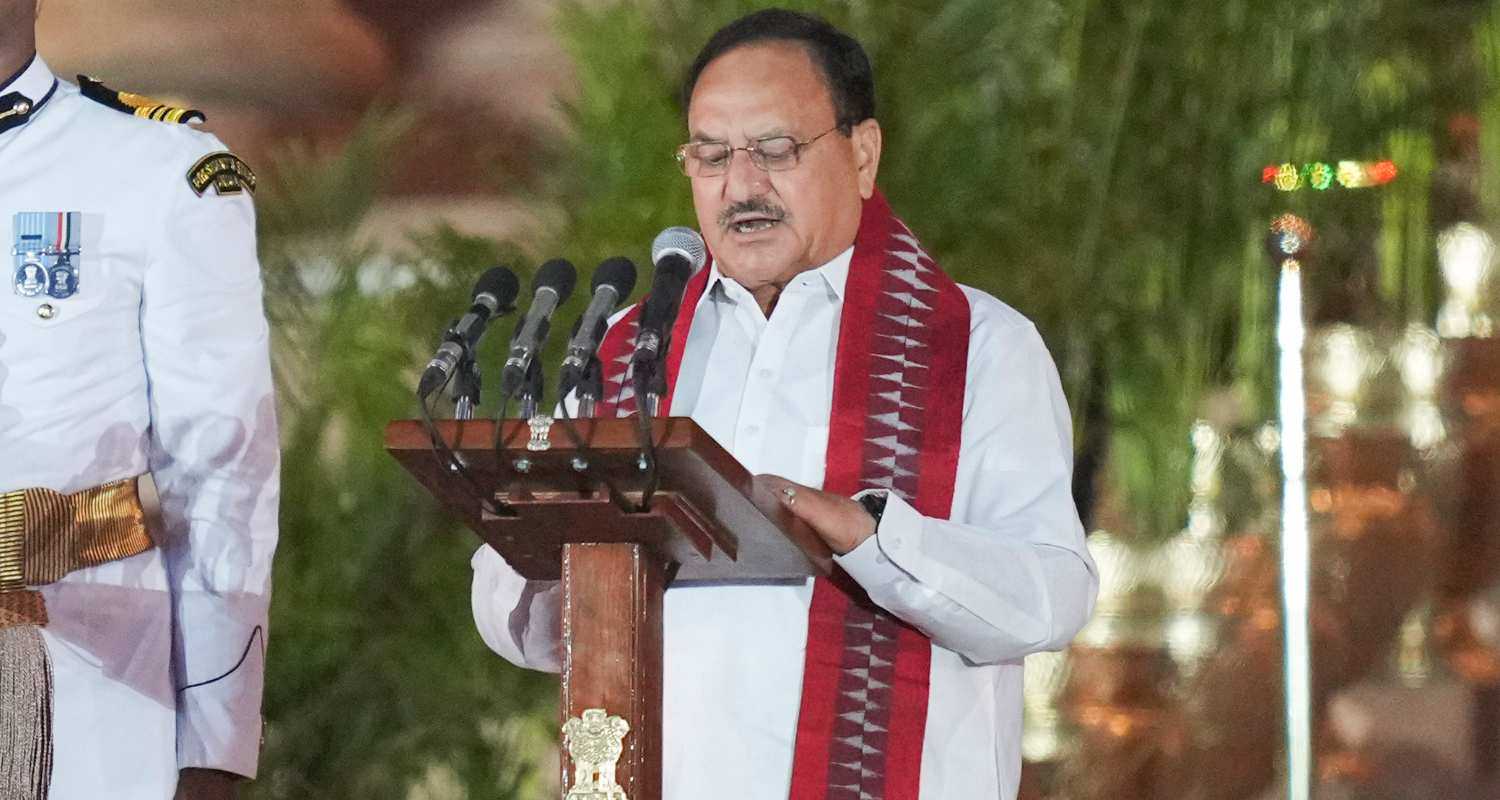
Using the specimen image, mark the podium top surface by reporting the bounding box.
[385,416,833,581]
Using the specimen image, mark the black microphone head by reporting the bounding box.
[473,266,519,311]
[533,258,578,302]
[591,256,638,299]
[651,227,707,277]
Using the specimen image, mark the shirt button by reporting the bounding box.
[743,424,761,437]
[757,368,774,381]
[35,303,54,320]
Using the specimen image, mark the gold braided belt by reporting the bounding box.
[0,477,154,628]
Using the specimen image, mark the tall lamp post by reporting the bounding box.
[1262,160,1397,800]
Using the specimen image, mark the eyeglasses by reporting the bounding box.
[674,125,840,177]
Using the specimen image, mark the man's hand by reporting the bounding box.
[175,769,240,800]
[758,475,877,555]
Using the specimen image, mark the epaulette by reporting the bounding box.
[77,75,206,125]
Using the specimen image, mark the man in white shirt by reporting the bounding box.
[0,2,278,798]
[472,8,1096,799]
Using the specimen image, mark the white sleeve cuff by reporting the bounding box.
[170,587,269,778]
[833,490,921,590]
[174,621,265,778]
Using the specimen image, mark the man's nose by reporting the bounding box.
[722,148,770,202]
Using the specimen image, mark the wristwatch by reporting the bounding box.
[855,490,888,529]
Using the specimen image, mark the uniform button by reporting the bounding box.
[743,424,761,437]
[35,303,54,319]
[758,368,774,381]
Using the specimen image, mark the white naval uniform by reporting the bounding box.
[0,56,278,798]
[472,247,1098,799]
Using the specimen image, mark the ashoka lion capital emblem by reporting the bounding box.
[563,707,630,800]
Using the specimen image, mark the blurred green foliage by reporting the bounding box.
[249,114,555,799]
[549,0,1468,537]
[249,1,1495,796]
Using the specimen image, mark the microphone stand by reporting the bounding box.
[452,348,481,421]
[631,360,666,511]
[576,355,604,418]
[517,357,544,421]
[550,352,634,512]
[416,365,515,519]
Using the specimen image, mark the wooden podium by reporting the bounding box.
[385,416,831,799]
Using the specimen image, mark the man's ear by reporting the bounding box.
[852,118,882,199]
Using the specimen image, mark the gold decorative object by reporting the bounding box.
[1432,236,1500,687]
[1022,649,1074,764]
[1031,377,1438,800]
[1162,423,1229,676]
[1306,324,1377,435]
[562,708,630,800]
[1073,531,1163,649]
[1436,223,1496,338]
[1396,603,1435,686]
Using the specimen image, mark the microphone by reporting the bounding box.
[417,266,520,398]
[500,258,578,400]
[631,227,707,405]
[559,256,638,395]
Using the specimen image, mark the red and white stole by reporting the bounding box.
[595,190,971,799]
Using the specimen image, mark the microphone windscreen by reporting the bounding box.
[533,258,578,302]
[591,256,638,298]
[473,265,520,307]
[651,227,707,275]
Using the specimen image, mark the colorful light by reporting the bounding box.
[1261,160,1397,191]
[1269,213,1315,258]
[1275,163,1302,191]
[1336,161,1366,188]
[1305,162,1334,191]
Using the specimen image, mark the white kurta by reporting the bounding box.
[472,246,1097,798]
[0,56,278,798]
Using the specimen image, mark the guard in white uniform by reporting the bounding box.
[0,52,278,799]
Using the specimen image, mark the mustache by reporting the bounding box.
[717,200,787,230]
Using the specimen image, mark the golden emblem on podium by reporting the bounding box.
[526,414,555,452]
[563,708,631,800]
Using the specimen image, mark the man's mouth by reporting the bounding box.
[730,216,780,234]
[719,202,786,236]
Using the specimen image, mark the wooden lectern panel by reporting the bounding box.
[561,542,663,799]
[384,417,832,581]
[387,416,833,799]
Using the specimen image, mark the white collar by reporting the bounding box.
[0,54,59,129]
[700,244,856,312]
[4,53,55,102]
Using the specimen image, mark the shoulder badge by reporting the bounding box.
[77,75,206,125]
[187,151,256,197]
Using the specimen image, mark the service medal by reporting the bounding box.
[12,211,81,299]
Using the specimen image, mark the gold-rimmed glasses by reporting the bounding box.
[674,125,840,177]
